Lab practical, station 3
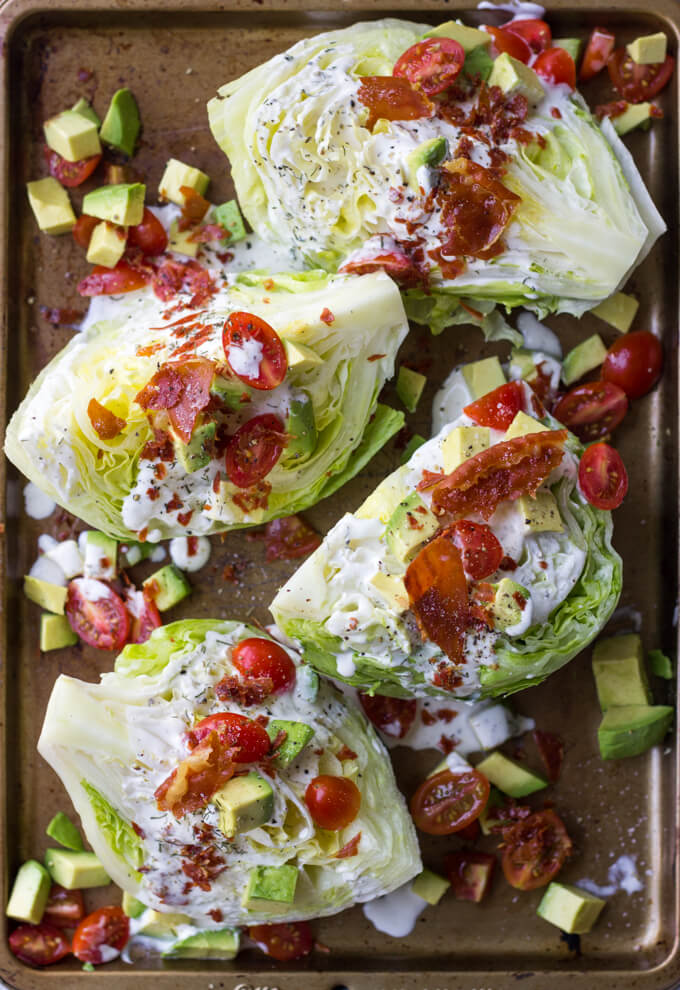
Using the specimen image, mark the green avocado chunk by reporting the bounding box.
[400,433,426,465]
[83,529,118,580]
[461,355,506,399]
[163,928,240,960]
[213,771,274,838]
[592,633,651,710]
[462,46,494,82]
[612,102,656,136]
[122,890,146,919]
[24,575,67,615]
[143,564,191,611]
[597,705,674,759]
[412,868,450,905]
[214,200,247,246]
[396,366,427,413]
[6,860,52,924]
[82,183,146,226]
[385,491,439,563]
[283,394,317,464]
[244,864,298,907]
[210,375,249,410]
[40,613,78,651]
[136,908,191,936]
[405,137,447,189]
[537,881,606,934]
[46,811,83,851]
[99,88,141,157]
[424,20,491,51]
[266,719,315,767]
[591,291,639,333]
[649,649,673,679]
[171,419,216,474]
[491,578,531,632]
[562,334,607,386]
[552,37,581,62]
[71,97,101,128]
[476,751,547,798]
[44,849,110,889]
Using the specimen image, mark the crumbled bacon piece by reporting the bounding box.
[180,842,226,891]
[215,674,274,706]
[154,731,237,818]
[320,307,335,325]
[336,745,357,761]
[335,833,362,858]
[87,398,126,440]
[421,709,437,726]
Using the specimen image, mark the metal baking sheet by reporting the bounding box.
[0,0,677,986]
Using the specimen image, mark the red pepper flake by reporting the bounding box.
[131,822,146,839]
[177,510,194,527]
[208,908,224,923]
[499,556,517,572]
[336,745,357,761]
[539,560,548,570]
[439,734,456,754]
[320,307,335,325]
[154,463,167,481]
[146,487,160,501]
[165,493,183,512]
[421,709,437,726]
[335,832,362,859]
[367,353,386,362]
[551,106,562,119]
[269,729,288,754]
[459,300,484,321]
[512,591,527,611]
[136,341,165,358]
[187,536,199,556]
[216,251,234,265]
[435,708,457,723]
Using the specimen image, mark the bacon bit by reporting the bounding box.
[141,431,174,462]
[458,300,484,321]
[512,591,527,611]
[336,745,357,761]
[138,528,149,544]
[131,822,146,839]
[436,158,520,261]
[388,187,404,203]
[188,223,229,243]
[155,731,237,818]
[539,560,548,570]
[533,729,564,783]
[209,908,224,923]
[40,305,84,326]
[269,729,288,754]
[232,481,271,514]
[499,555,517,571]
[222,565,238,583]
[435,708,457,723]
[405,531,469,666]
[418,468,447,492]
[432,663,464,691]
[421,709,437,726]
[180,841,227,891]
[215,674,274,707]
[255,714,270,728]
[264,515,321,562]
[357,75,434,130]
[178,186,210,229]
[177,510,193,527]
[87,398,126,440]
[154,462,167,481]
[439,735,456,754]
[551,106,562,119]
[320,307,335,325]
[136,340,165,357]
[216,251,234,265]
[165,493,183,512]
[187,536,199,556]
[367,353,386,362]
[335,833,362,859]
[146,487,160,501]
[347,617,359,631]
[595,99,629,120]
[136,358,215,444]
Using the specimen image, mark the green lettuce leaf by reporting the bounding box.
[81,781,144,873]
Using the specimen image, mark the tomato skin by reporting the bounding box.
[339,247,421,286]
[225,413,285,488]
[601,330,663,400]
[305,775,362,830]
[43,885,85,929]
[446,850,496,902]
[608,48,675,103]
[449,520,504,580]
[223,311,287,390]
[553,381,628,442]
[9,922,71,967]
[231,637,297,693]
[72,906,129,965]
[393,37,465,96]
[464,381,524,432]
[128,207,168,256]
[357,76,434,130]
[578,442,628,511]
[72,214,99,249]
[264,515,321,561]
[78,260,149,296]
[533,47,576,89]
[358,692,417,739]
[484,26,531,63]
[249,922,314,961]
[65,579,130,651]
[188,712,271,763]
[503,18,551,54]
[501,808,572,890]
[579,27,616,82]
[410,769,490,836]
[125,589,162,644]
[44,145,101,187]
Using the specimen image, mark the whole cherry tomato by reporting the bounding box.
[601,330,663,399]
[305,775,362,830]
[231,637,297,693]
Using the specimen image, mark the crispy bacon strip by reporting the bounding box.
[431,430,568,521]
[154,731,237,818]
[135,357,216,444]
[87,398,126,440]
[405,532,468,665]
[437,158,521,259]
[335,833,362,859]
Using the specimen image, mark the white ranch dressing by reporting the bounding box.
[169,535,211,572]
[23,481,55,520]
[362,882,428,937]
[578,854,643,897]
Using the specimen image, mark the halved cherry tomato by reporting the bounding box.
[504,18,551,54]
[124,589,162,644]
[553,381,628,442]
[225,413,285,488]
[483,25,531,63]
[249,922,314,961]
[72,214,99,249]
[464,381,524,432]
[223,312,287,390]
[446,850,496,902]
[305,775,362,830]
[533,729,564,783]
[601,330,663,399]
[44,145,101,188]
[393,37,466,96]
[405,532,468,664]
[449,520,504,580]
[579,27,616,82]
[264,515,321,561]
[358,692,417,739]
[411,769,490,836]
[188,711,271,762]
[231,637,296,693]
[78,260,149,296]
[533,47,576,88]
[43,885,85,929]
[65,578,130,651]
[357,76,434,130]
[128,207,168,256]
[608,47,675,103]
[501,808,572,890]
[9,922,71,966]
[72,906,129,965]
[578,442,628,510]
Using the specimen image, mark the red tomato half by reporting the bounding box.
[128,208,169,256]
[504,18,551,54]
[9,922,70,967]
[464,381,524,432]
[44,145,101,188]
[553,381,628,442]
[72,906,129,965]
[264,515,321,561]
[449,520,504,580]
[124,589,162,644]
[305,775,362,830]
[358,692,417,739]
[579,27,616,82]
[601,330,663,399]
[446,850,496,902]
[501,808,572,890]
[410,769,490,836]
[249,922,314,961]
[578,442,628,510]
[78,260,149,296]
[608,47,674,103]
[534,47,576,89]
[43,886,85,929]
[393,37,466,96]
[225,414,285,488]
[223,311,287,390]
[72,214,99,249]
[484,25,531,63]
[189,712,271,762]
[231,637,296,693]
[65,579,130,651]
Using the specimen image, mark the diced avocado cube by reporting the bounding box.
[612,102,656,136]
[163,928,239,959]
[83,530,118,580]
[476,751,547,798]
[552,37,581,62]
[441,425,490,473]
[504,411,549,441]
[369,571,409,612]
[24,575,67,615]
[119,541,154,568]
[355,466,409,523]
[597,705,674,760]
[44,849,110,889]
[649,649,673,679]
[143,565,191,611]
[396,366,427,413]
[461,356,506,399]
[71,97,101,127]
[412,868,450,906]
[244,864,298,907]
[170,419,216,474]
[592,634,651,710]
[99,88,141,157]
[405,136,447,190]
[210,376,248,410]
[385,491,440,563]
[491,578,531,633]
[518,490,563,533]
[6,860,52,924]
[168,219,199,258]
[40,613,78,651]
[562,334,607,386]
[122,891,146,919]
[86,221,127,268]
[509,348,538,381]
[82,183,146,226]
[159,158,210,207]
[488,53,545,104]
[424,20,491,51]
[26,178,76,235]
[400,434,426,465]
[283,395,317,464]
[462,46,494,82]
[46,811,83,851]
[266,720,314,767]
[591,292,639,333]
[469,704,518,751]
[214,200,247,246]
[136,908,192,936]
[43,109,101,162]
[537,881,605,934]
[284,340,323,371]
[626,32,667,65]
[213,771,274,837]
